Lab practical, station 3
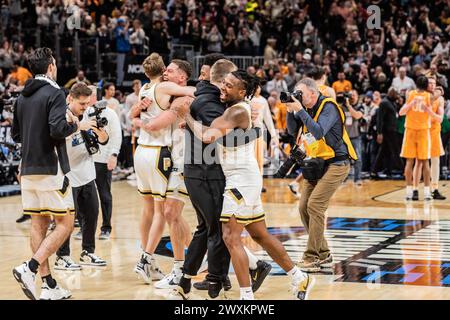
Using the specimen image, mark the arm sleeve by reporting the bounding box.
[295,103,339,140]
[104,109,123,157]
[48,90,77,139]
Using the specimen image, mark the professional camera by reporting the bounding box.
[280,90,303,103]
[88,100,108,128]
[273,144,307,178]
[336,91,352,105]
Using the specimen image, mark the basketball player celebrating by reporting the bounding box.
[411,77,446,200]
[129,54,195,284]
[180,70,313,300]
[12,48,79,300]
[399,76,433,201]
[309,66,336,99]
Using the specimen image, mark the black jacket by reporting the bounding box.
[12,78,77,176]
[184,80,225,180]
[377,97,398,134]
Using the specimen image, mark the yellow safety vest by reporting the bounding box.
[299,97,358,161]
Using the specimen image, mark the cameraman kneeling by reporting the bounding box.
[286,78,357,273]
[56,83,109,270]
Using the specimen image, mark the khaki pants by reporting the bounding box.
[299,163,350,262]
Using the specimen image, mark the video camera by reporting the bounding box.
[273,144,307,178]
[88,100,108,128]
[81,84,109,155]
[280,90,303,103]
[336,91,352,105]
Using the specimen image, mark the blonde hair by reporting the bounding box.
[142,53,165,78]
[210,59,237,83]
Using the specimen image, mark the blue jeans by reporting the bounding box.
[350,136,362,182]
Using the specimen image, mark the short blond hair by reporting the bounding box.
[210,59,237,83]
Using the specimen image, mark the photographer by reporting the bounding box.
[285,78,357,273]
[55,83,109,270]
[342,90,364,185]
[93,86,122,240]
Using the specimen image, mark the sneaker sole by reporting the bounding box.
[252,264,272,293]
[155,283,178,289]
[320,262,333,268]
[12,269,36,300]
[40,293,72,300]
[54,265,82,271]
[79,262,107,267]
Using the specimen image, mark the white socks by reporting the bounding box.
[173,260,184,275]
[431,157,440,190]
[406,186,413,197]
[244,246,258,270]
[424,186,431,198]
[240,287,254,300]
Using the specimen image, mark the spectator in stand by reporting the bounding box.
[391,66,416,97]
[332,71,353,94]
[237,27,254,56]
[7,61,32,86]
[184,18,202,54]
[64,70,91,89]
[284,63,302,92]
[148,20,170,62]
[264,38,278,65]
[203,25,223,53]
[114,17,131,86]
[223,26,237,55]
[266,71,288,96]
[129,19,146,55]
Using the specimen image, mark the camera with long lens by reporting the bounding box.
[336,91,352,105]
[280,90,303,103]
[273,144,307,178]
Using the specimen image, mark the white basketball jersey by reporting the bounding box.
[218,102,262,203]
[137,83,172,147]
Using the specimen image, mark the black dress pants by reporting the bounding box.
[57,180,100,256]
[373,130,404,175]
[183,177,231,283]
[95,162,113,233]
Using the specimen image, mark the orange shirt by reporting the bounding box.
[273,101,287,130]
[319,84,332,97]
[332,80,352,93]
[10,67,32,86]
[405,90,431,130]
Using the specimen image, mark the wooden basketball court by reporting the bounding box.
[1,179,450,300]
